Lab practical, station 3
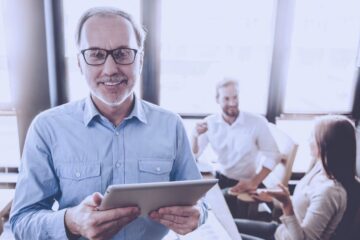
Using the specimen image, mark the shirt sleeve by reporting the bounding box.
[194,123,209,159]
[274,187,346,240]
[256,117,281,170]
[170,115,208,225]
[10,116,69,240]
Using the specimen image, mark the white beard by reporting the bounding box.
[90,88,133,107]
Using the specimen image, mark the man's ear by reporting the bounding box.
[77,54,83,74]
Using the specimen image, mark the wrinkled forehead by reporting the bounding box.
[80,14,138,49]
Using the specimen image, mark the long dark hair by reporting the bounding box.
[314,115,356,186]
[314,115,360,239]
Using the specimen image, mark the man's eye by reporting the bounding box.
[89,50,106,59]
[114,49,130,59]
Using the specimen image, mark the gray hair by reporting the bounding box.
[216,78,239,98]
[75,7,147,50]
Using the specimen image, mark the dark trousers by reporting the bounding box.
[215,171,266,219]
[215,171,238,189]
[235,218,278,240]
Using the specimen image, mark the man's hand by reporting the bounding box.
[149,205,200,235]
[230,179,258,194]
[64,192,140,240]
[194,122,208,137]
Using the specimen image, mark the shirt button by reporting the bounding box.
[115,131,119,136]
[116,162,121,168]
[156,167,161,172]
[75,172,81,178]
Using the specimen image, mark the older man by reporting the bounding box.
[10,7,206,240]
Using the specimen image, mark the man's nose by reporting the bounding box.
[229,99,237,106]
[102,55,119,75]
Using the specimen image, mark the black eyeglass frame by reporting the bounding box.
[80,47,138,66]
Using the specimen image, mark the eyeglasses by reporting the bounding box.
[80,47,138,66]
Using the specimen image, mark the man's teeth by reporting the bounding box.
[104,82,121,86]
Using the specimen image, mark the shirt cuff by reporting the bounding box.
[261,155,280,171]
[279,214,298,227]
[45,208,70,240]
[197,199,209,227]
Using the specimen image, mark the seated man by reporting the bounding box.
[192,79,280,217]
[10,7,206,240]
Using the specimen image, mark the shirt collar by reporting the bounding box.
[124,96,147,124]
[83,95,148,126]
[83,96,100,126]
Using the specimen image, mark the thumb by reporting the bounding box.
[83,192,103,207]
[92,192,103,206]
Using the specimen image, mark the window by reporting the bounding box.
[276,118,315,173]
[160,0,276,114]
[62,0,141,101]
[0,1,20,169]
[283,0,360,113]
[0,115,20,168]
[0,1,11,106]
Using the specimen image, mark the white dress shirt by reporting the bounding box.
[196,111,280,180]
[275,161,347,240]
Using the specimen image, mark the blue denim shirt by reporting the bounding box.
[10,96,205,240]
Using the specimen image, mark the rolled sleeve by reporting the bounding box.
[11,208,68,240]
[256,119,281,171]
[260,152,281,171]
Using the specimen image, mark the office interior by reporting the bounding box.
[0,0,360,239]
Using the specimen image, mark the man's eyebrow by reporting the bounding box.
[85,45,135,50]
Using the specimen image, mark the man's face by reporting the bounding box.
[216,84,239,118]
[78,15,143,107]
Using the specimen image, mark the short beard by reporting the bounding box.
[224,108,239,118]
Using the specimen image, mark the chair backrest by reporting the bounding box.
[263,123,298,188]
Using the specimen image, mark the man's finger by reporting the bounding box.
[83,192,102,207]
[92,192,103,206]
[95,207,140,224]
[159,214,187,224]
[158,206,196,217]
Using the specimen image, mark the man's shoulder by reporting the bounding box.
[241,111,267,124]
[204,114,219,122]
[140,99,180,121]
[34,99,85,124]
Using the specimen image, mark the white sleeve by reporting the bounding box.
[195,132,209,158]
[256,118,281,170]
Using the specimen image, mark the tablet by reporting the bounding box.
[98,179,218,216]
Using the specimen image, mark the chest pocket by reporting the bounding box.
[138,160,173,183]
[57,162,101,205]
[58,162,100,180]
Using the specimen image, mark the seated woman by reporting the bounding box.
[235,115,359,240]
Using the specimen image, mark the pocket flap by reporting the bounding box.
[58,162,100,180]
[139,160,172,174]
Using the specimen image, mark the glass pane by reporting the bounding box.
[160,0,275,114]
[0,1,11,104]
[62,0,141,101]
[284,0,360,113]
[276,118,315,173]
[0,115,20,167]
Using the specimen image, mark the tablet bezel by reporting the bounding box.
[98,179,218,216]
